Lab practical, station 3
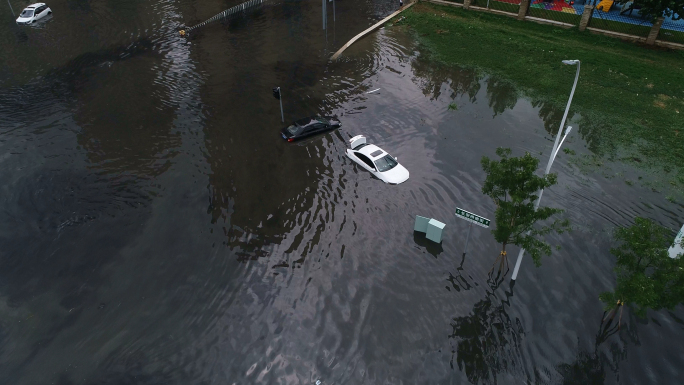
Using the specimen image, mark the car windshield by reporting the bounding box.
[286,125,300,135]
[20,9,34,17]
[374,154,398,172]
[315,117,329,125]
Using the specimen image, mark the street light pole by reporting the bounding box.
[8,0,15,17]
[511,59,580,281]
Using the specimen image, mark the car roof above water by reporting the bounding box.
[358,144,387,160]
[26,3,46,8]
[294,116,324,127]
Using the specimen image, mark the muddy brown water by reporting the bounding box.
[1,0,683,384]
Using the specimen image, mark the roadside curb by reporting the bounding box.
[330,1,417,60]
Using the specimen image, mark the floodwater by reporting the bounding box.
[1,0,683,384]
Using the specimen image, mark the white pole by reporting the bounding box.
[278,87,284,123]
[8,0,15,17]
[545,61,581,175]
[551,126,573,163]
[511,60,580,281]
[669,224,684,259]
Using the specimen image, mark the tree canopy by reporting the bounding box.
[600,217,684,317]
[615,0,684,22]
[480,148,569,267]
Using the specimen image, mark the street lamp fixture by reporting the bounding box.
[511,59,581,281]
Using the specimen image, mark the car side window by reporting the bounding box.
[356,153,375,170]
[36,6,44,14]
[305,123,325,133]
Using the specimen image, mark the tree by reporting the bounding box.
[615,0,684,23]
[600,217,684,324]
[480,148,569,273]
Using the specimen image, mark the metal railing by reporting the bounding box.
[659,18,684,44]
[474,0,521,14]
[182,0,267,34]
[527,0,583,25]
[588,1,653,37]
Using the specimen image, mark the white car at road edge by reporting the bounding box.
[346,135,409,185]
[16,3,52,25]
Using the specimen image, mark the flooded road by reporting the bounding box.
[1,0,683,384]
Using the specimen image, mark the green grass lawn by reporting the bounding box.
[399,3,684,188]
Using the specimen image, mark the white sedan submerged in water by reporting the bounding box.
[16,3,51,25]
[346,135,409,184]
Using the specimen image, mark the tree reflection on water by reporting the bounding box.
[411,56,482,103]
[485,78,518,117]
[411,55,522,118]
[448,287,524,384]
[553,311,633,385]
[411,45,625,173]
[448,293,631,384]
[555,349,605,385]
[532,99,610,158]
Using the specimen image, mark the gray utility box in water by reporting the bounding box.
[414,215,430,232]
[426,218,445,243]
[414,215,445,243]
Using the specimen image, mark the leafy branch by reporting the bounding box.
[600,217,684,321]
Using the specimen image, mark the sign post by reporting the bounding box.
[454,207,490,257]
[463,222,473,257]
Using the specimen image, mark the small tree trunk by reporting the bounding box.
[617,300,624,329]
[579,5,593,32]
[490,244,509,274]
[517,0,530,20]
[646,17,665,45]
[602,308,614,322]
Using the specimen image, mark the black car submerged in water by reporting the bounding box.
[281,116,341,142]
